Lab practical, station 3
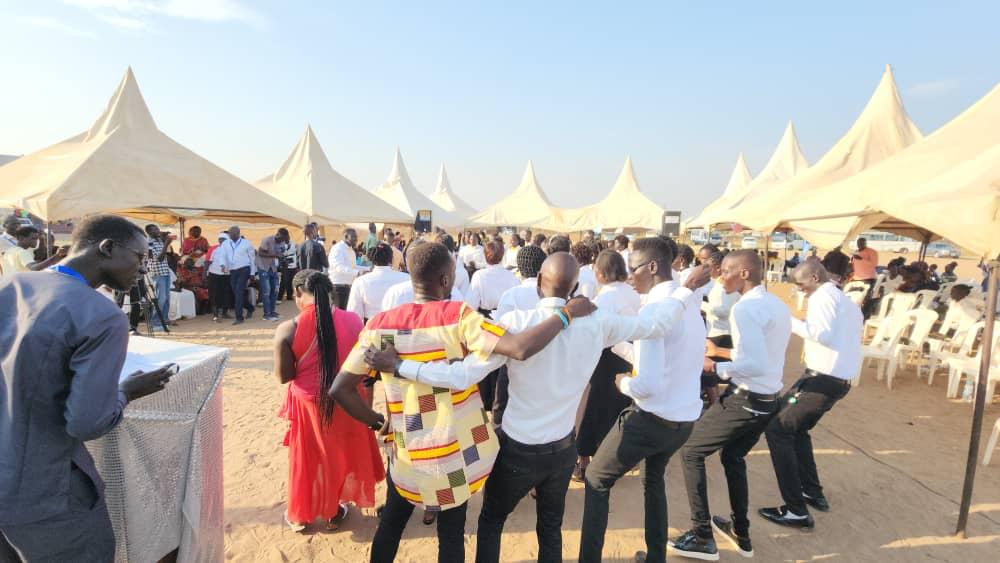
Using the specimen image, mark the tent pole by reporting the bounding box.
[763,233,770,289]
[45,221,53,259]
[955,258,998,537]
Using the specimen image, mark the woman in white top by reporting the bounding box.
[572,241,599,299]
[345,243,409,323]
[575,250,640,481]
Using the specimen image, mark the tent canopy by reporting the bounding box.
[780,81,1000,258]
[256,126,409,224]
[731,65,923,242]
[469,161,561,228]
[428,163,477,220]
[695,120,809,228]
[566,156,665,232]
[685,152,752,230]
[0,68,305,226]
[372,148,464,227]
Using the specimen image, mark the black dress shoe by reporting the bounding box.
[758,506,814,530]
[668,529,719,560]
[711,516,754,558]
[803,493,830,512]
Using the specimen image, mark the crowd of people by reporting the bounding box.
[253,223,875,563]
[1,211,991,562]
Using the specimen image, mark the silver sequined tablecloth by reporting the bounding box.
[87,336,228,563]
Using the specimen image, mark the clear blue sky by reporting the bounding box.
[2,1,998,217]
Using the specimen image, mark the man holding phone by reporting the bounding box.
[0,215,174,562]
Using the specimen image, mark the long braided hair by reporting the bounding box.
[292,269,339,427]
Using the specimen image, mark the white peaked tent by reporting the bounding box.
[686,152,752,229]
[256,126,409,224]
[372,149,463,227]
[0,68,305,225]
[578,157,666,232]
[729,65,924,241]
[428,163,477,220]
[781,81,1000,258]
[469,161,560,227]
[697,121,809,227]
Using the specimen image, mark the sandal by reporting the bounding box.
[284,511,307,533]
[422,510,437,525]
[326,503,349,531]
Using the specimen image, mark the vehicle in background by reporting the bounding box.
[770,232,808,250]
[851,231,921,254]
[927,241,961,258]
[741,236,759,249]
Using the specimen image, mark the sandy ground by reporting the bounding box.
[162,282,999,562]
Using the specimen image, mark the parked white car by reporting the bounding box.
[741,236,759,250]
[927,241,960,258]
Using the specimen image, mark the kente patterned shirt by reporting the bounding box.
[341,300,505,512]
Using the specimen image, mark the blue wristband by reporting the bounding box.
[554,309,570,329]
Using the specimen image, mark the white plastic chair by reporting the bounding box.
[864,292,916,342]
[893,309,940,387]
[945,321,1000,399]
[923,319,982,385]
[985,417,1000,466]
[913,289,940,310]
[861,314,911,389]
[843,281,870,307]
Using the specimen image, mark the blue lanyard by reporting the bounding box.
[48,264,89,285]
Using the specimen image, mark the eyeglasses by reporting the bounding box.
[630,260,656,273]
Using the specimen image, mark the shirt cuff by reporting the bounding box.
[714,362,733,381]
[398,360,422,381]
[670,287,694,307]
[118,390,130,408]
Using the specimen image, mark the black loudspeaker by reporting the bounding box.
[661,211,681,237]
[414,209,433,233]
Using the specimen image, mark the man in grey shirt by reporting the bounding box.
[0,215,174,562]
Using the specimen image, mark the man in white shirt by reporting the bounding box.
[364,252,711,563]
[347,243,409,322]
[459,232,487,273]
[381,239,465,311]
[467,240,519,315]
[580,237,708,563]
[759,260,861,530]
[614,234,631,274]
[215,226,257,325]
[0,215,20,273]
[328,228,363,309]
[438,233,471,296]
[495,245,547,318]
[502,233,523,271]
[670,251,791,560]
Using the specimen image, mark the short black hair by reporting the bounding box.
[517,245,547,279]
[73,215,145,249]
[368,242,394,267]
[277,227,290,238]
[675,244,695,267]
[436,233,458,253]
[548,235,571,255]
[532,233,547,247]
[408,242,453,283]
[14,226,39,238]
[595,249,628,282]
[571,242,594,266]
[700,243,719,255]
[632,236,675,268]
[144,224,157,234]
[614,235,629,248]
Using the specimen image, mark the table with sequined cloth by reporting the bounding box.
[87,336,228,563]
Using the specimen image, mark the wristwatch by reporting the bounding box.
[369,414,386,432]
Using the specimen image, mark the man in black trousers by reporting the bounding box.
[759,260,862,530]
[669,251,791,560]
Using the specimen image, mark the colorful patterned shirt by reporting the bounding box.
[341,300,505,512]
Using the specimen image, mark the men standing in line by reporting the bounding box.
[256,228,290,321]
[669,251,791,560]
[0,215,174,562]
[143,224,174,330]
[216,226,257,325]
[330,242,596,563]
[759,260,862,529]
[298,223,329,273]
[329,228,364,309]
[580,237,707,563]
[364,252,710,563]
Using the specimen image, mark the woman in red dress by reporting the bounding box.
[274,269,385,531]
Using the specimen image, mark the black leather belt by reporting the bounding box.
[635,407,689,429]
[501,430,575,454]
[727,386,779,402]
[804,368,851,385]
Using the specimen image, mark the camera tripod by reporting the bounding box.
[116,274,170,337]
